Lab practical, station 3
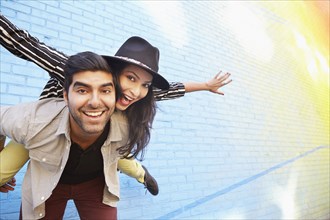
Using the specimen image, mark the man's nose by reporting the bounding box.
[89,92,101,108]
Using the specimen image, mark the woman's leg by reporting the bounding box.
[0,140,29,185]
[118,158,145,183]
[117,158,159,195]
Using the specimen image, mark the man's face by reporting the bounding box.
[116,64,153,111]
[64,70,116,138]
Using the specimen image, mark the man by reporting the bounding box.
[1,51,152,219]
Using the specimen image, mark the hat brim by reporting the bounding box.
[102,55,169,90]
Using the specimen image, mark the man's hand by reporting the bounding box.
[0,177,16,193]
[205,71,232,95]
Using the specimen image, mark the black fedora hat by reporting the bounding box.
[102,36,169,90]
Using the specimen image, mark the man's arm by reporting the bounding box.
[0,102,37,149]
[0,104,33,192]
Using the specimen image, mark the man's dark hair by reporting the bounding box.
[64,51,117,94]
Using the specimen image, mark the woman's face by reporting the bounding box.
[116,64,153,111]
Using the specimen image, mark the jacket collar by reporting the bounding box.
[55,107,126,144]
[105,111,126,144]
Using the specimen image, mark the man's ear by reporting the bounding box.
[63,90,69,104]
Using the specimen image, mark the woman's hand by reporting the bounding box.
[0,177,16,193]
[205,71,232,95]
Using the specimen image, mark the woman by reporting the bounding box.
[0,15,232,195]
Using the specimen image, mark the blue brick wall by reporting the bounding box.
[1,1,329,220]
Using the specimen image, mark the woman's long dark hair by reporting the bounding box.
[114,62,156,161]
[122,89,155,161]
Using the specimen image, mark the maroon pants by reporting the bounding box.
[21,176,117,220]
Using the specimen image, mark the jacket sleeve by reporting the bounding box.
[0,14,67,86]
[0,105,30,144]
[153,82,186,101]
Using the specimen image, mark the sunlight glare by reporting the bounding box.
[294,31,329,82]
[273,171,298,219]
[138,1,188,48]
[225,2,274,63]
[315,50,330,76]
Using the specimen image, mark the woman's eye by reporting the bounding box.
[127,75,135,82]
[144,84,151,89]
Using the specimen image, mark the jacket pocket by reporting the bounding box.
[29,149,62,172]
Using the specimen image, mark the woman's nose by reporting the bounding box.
[129,85,141,98]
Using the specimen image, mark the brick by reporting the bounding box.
[31,24,58,38]
[0,73,26,85]
[12,65,43,78]
[0,94,20,105]
[81,39,103,50]
[0,8,16,18]
[59,32,81,44]
[21,1,46,10]
[46,20,71,34]
[8,84,41,97]
[71,28,94,40]
[0,63,11,72]
[17,12,46,26]
[46,5,70,18]
[0,83,7,93]
[59,2,83,15]
[71,14,94,26]
[26,77,48,87]
[1,1,31,14]
[31,9,58,22]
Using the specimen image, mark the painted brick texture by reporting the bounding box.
[0,1,329,220]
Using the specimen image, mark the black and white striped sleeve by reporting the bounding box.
[39,78,64,100]
[0,14,67,85]
[0,14,69,99]
[153,82,186,101]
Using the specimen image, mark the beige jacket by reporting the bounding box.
[0,98,129,219]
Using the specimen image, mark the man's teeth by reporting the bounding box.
[85,112,103,117]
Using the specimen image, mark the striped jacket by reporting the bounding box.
[0,14,186,101]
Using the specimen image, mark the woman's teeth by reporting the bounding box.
[124,95,132,101]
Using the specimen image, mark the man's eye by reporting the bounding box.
[77,89,87,94]
[102,90,112,94]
